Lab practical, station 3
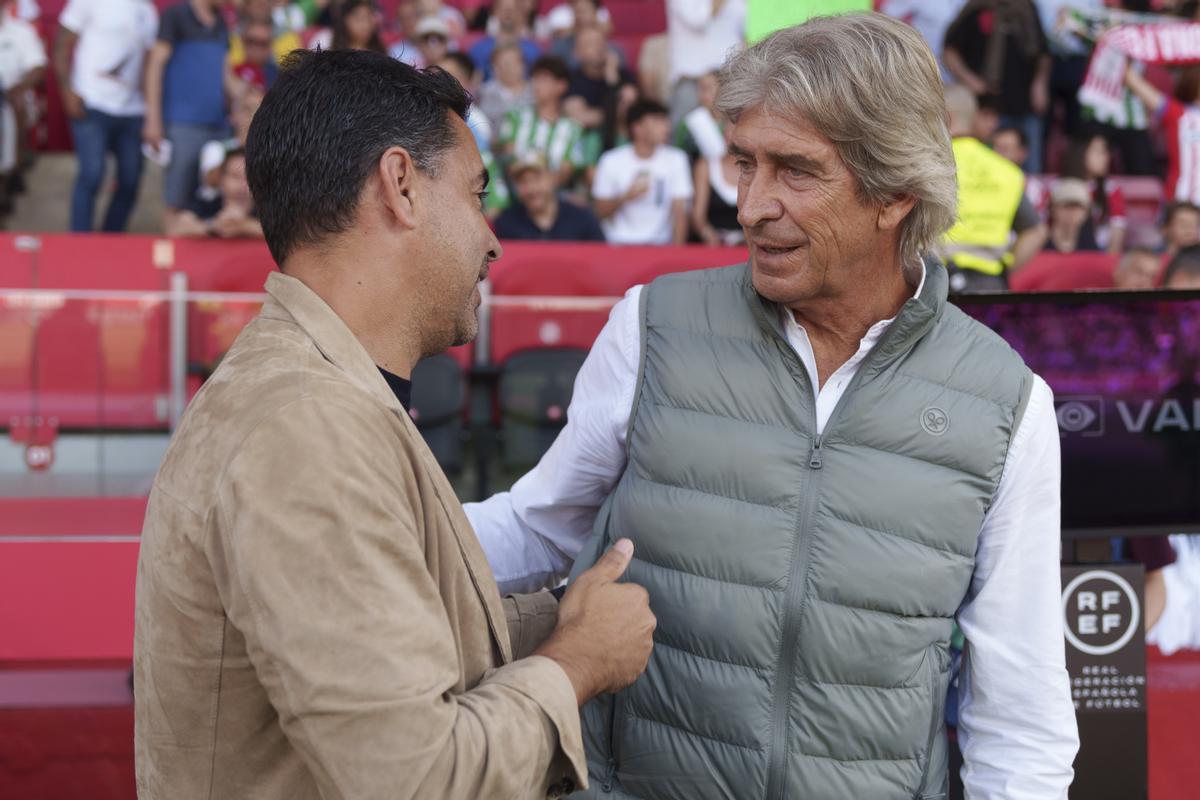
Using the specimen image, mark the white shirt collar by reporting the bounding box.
[780,260,927,344]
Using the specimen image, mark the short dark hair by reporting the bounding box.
[221,147,246,174]
[1164,200,1200,227]
[441,51,475,79]
[530,55,570,83]
[992,126,1028,149]
[626,98,667,131]
[245,49,469,265]
[1164,243,1200,285]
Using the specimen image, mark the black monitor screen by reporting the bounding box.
[957,291,1200,537]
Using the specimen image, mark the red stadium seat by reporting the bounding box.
[27,237,175,431]
[1010,252,1118,293]
[604,0,667,35]
[488,251,616,364]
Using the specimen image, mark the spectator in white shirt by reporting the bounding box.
[592,99,692,245]
[666,0,745,126]
[0,0,45,211]
[54,0,158,231]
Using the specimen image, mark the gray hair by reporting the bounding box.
[716,13,958,265]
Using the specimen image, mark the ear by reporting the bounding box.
[878,194,917,234]
[377,146,419,231]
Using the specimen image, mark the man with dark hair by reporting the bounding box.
[496,54,584,187]
[134,48,656,800]
[1163,200,1200,260]
[496,152,605,240]
[991,124,1029,169]
[591,98,692,244]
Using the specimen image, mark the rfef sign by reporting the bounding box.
[1063,569,1141,659]
[1061,564,1146,799]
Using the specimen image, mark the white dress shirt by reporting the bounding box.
[465,268,1079,799]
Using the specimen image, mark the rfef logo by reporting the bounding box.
[1062,570,1141,656]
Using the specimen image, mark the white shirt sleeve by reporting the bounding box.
[58,0,90,34]
[590,152,624,200]
[464,286,643,595]
[956,375,1080,799]
[143,7,161,48]
[17,23,47,74]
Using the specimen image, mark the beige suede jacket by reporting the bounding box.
[134,271,585,799]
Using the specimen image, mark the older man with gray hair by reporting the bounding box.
[468,13,1078,799]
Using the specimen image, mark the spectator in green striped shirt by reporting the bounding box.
[496,55,585,189]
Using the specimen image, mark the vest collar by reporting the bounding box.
[745,257,948,378]
[260,271,404,416]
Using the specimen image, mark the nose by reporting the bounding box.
[737,169,784,230]
[487,226,503,263]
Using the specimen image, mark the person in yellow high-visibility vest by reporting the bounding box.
[939,84,1046,292]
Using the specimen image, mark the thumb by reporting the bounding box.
[589,538,634,582]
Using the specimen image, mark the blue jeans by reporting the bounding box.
[998,113,1044,175]
[69,108,145,232]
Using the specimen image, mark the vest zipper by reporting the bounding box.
[763,309,912,800]
[763,434,826,800]
[808,436,823,469]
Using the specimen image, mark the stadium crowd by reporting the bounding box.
[4,0,1200,278]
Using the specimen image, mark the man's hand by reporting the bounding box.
[535,539,656,706]
[143,116,164,150]
[604,49,621,86]
[1031,78,1050,116]
[213,206,248,238]
[62,87,85,120]
[626,173,651,203]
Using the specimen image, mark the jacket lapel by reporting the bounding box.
[260,272,514,663]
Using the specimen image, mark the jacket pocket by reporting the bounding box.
[599,691,625,793]
[913,646,948,798]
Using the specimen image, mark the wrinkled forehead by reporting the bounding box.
[728,106,838,162]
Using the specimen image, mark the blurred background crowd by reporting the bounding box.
[5,0,1200,288]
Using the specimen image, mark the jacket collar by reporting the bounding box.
[746,256,947,377]
[261,271,403,414]
[259,271,515,663]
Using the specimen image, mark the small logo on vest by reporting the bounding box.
[921,407,949,436]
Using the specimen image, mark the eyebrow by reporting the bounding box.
[728,143,825,175]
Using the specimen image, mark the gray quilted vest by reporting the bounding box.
[568,261,1033,800]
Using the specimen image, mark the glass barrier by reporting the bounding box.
[0,284,619,502]
[0,287,265,498]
